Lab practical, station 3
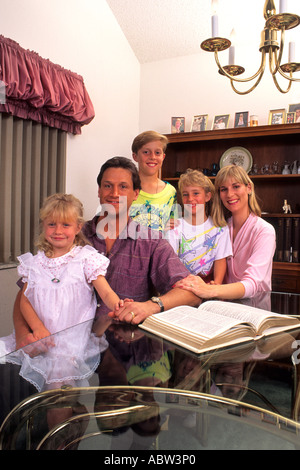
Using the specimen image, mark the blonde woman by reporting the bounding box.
[175,165,276,300]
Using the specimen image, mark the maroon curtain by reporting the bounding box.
[0,35,95,134]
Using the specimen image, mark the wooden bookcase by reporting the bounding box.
[163,123,300,293]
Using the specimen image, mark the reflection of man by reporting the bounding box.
[83,157,200,324]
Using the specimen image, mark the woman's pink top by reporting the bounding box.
[224,213,276,298]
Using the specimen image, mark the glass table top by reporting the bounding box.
[0,291,300,450]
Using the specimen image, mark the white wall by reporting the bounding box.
[139,50,300,134]
[0,0,140,219]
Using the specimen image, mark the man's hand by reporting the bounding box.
[108,300,160,324]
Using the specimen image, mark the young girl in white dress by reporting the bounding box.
[0,193,126,392]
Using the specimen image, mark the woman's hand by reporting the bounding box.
[174,274,215,299]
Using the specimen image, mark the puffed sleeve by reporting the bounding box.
[82,246,110,283]
[17,252,34,283]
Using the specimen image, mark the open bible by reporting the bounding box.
[139,301,300,354]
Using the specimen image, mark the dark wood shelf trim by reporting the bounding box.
[165,123,300,143]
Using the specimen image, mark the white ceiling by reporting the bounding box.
[106,0,300,64]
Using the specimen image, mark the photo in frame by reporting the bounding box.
[286,112,296,124]
[268,109,286,125]
[288,104,300,123]
[234,111,249,128]
[190,114,208,132]
[171,117,185,133]
[212,114,230,130]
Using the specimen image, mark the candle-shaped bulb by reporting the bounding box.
[211,0,219,37]
[289,42,295,63]
[229,29,236,65]
[279,0,287,14]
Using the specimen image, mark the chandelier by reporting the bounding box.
[200,0,300,94]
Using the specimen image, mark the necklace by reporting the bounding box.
[47,245,76,283]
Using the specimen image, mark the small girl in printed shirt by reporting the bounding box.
[166,169,232,284]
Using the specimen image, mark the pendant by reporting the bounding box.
[51,277,60,283]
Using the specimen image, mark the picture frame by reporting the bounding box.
[190,114,208,132]
[288,103,300,123]
[171,116,185,133]
[268,109,286,125]
[286,112,296,124]
[234,111,249,128]
[212,114,230,130]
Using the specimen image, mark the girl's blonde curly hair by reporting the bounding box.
[178,169,215,217]
[36,193,89,257]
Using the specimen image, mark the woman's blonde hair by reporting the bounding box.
[36,193,89,257]
[212,164,261,226]
[178,169,215,216]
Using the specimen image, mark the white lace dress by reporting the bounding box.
[0,245,110,391]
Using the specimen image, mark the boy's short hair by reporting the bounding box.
[131,130,168,154]
[97,156,141,190]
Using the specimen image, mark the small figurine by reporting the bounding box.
[282,199,292,214]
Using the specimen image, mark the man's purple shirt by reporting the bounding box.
[83,217,190,316]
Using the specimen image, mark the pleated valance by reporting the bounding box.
[0,35,95,134]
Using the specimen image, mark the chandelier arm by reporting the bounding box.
[269,28,285,75]
[214,50,266,83]
[229,67,266,95]
[271,70,293,93]
[270,48,300,83]
[278,67,300,82]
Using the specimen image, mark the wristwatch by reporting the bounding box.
[150,296,164,312]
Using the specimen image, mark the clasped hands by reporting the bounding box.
[109,298,159,325]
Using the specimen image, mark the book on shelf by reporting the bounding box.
[269,216,299,263]
[139,300,300,354]
[292,217,299,263]
[283,217,292,262]
[276,217,284,262]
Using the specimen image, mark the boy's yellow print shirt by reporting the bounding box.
[130,182,177,232]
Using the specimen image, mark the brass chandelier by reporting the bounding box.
[201,0,300,94]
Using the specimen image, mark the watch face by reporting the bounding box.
[151,297,164,311]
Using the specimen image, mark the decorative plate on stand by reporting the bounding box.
[220,147,253,173]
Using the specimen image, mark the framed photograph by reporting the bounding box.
[268,109,286,125]
[212,114,230,130]
[288,103,300,123]
[190,114,208,132]
[234,111,249,128]
[286,112,296,124]
[171,116,185,133]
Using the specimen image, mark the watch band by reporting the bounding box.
[150,296,164,312]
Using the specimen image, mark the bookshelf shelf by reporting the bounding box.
[163,124,300,293]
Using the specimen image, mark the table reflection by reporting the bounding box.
[0,291,300,449]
